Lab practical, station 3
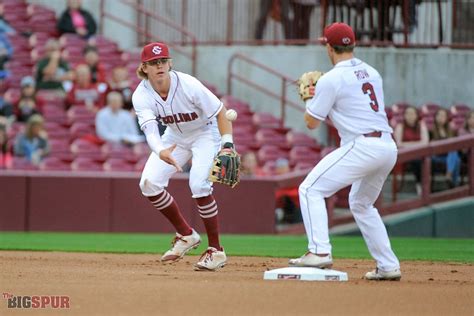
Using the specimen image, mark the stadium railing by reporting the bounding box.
[103,0,474,48]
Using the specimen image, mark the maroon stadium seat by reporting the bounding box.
[70,139,104,160]
[8,157,38,171]
[255,128,286,146]
[289,147,321,166]
[252,112,281,128]
[257,145,288,164]
[39,157,71,171]
[103,158,135,172]
[286,131,320,149]
[450,104,471,118]
[71,157,103,171]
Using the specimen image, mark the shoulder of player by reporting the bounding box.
[131,80,153,104]
[317,70,339,88]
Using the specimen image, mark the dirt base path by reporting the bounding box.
[1,251,473,315]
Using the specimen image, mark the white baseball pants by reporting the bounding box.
[139,127,221,198]
[299,133,400,271]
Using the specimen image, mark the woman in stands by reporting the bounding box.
[57,0,97,38]
[14,114,49,165]
[393,106,429,194]
[458,111,474,136]
[430,108,461,188]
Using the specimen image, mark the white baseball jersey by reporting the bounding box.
[132,70,223,135]
[306,58,392,145]
[298,57,400,272]
[132,70,222,199]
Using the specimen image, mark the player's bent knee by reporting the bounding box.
[139,177,164,197]
[190,181,212,198]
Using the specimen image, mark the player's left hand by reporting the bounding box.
[159,144,183,172]
[297,71,324,101]
[208,142,240,188]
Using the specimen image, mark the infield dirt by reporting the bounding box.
[1,251,473,315]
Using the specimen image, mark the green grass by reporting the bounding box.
[0,232,473,263]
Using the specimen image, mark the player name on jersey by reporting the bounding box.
[158,112,199,125]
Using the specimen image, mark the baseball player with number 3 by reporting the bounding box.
[290,23,401,280]
[132,42,240,271]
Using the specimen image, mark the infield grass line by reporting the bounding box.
[0,232,473,263]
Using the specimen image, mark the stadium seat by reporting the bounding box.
[103,158,135,172]
[101,143,135,161]
[252,112,281,128]
[255,128,287,146]
[69,122,96,140]
[70,139,104,160]
[289,147,321,166]
[257,145,288,164]
[39,157,71,171]
[293,162,314,171]
[133,142,151,160]
[7,157,38,171]
[71,157,103,171]
[450,104,471,118]
[67,106,96,124]
[421,115,435,131]
[134,157,148,171]
[391,102,411,116]
[420,103,441,117]
[286,131,320,150]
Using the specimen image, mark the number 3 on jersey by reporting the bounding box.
[362,82,379,112]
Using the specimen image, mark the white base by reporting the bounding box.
[263,267,348,281]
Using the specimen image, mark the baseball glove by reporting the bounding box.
[208,142,240,188]
[297,71,324,101]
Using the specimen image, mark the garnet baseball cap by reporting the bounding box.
[141,42,170,62]
[319,22,355,46]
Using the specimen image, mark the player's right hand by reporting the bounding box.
[159,144,183,172]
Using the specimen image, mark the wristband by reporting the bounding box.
[221,134,233,146]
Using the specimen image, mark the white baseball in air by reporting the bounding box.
[225,109,238,121]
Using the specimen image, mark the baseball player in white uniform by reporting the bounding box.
[132,42,233,271]
[289,23,401,280]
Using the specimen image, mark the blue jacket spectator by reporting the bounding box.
[14,114,50,165]
[0,32,13,79]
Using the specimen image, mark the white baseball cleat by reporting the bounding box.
[364,268,402,281]
[288,252,333,268]
[160,229,201,263]
[194,247,227,271]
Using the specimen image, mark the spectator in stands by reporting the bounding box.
[0,94,14,123]
[458,111,474,136]
[66,64,106,110]
[57,0,97,38]
[255,0,292,40]
[95,91,144,145]
[0,32,13,79]
[35,39,73,93]
[107,66,133,110]
[240,151,265,176]
[14,114,49,165]
[16,76,43,122]
[0,119,12,168]
[82,45,106,83]
[291,0,318,41]
[430,108,461,187]
[393,106,429,194]
[0,3,16,35]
